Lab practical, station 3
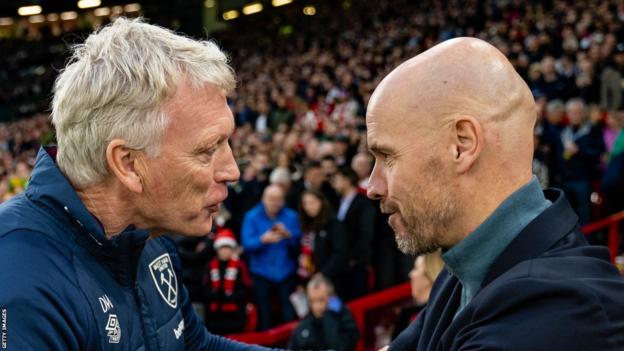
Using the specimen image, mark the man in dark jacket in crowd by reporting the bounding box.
[367,37,624,351]
[331,166,376,300]
[288,274,359,351]
[600,42,624,111]
[560,98,605,225]
[303,160,340,209]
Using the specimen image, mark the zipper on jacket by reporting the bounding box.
[134,282,160,351]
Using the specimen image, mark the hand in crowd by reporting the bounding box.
[260,227,286,244]
[272,222,292,239]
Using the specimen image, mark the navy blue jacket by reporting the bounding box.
[0,147,277,351]
[561,124,605,182]
[390,189,624,351]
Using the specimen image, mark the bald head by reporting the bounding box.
[262,184,285,217]
[351,152,373,180]
[366,38,537,251]
[368,37,535,180]
[371,37,533,119]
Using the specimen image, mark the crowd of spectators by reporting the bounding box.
[2,0,624,341]
[0,114,53,202]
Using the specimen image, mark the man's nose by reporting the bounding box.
[367,161,387,200]
[215,142,240,183]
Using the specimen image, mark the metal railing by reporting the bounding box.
[581,210,624,261]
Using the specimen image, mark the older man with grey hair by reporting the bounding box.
[560,98,605,225]
[288,274,359,351]
[0,18,280,351]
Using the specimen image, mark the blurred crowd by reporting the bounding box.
[0,30,77,120]
[2,0,624,343]
[0,114,53,202]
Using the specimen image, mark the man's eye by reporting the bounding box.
[382,154,394,166]
[199,147,217,160]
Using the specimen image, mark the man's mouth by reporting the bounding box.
[388,212,407,234]
[380,202,398,215]
[206,203,221,214]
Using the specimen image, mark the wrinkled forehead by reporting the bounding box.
[164,83,234,143]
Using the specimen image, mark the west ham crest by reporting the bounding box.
[149,253,178,308]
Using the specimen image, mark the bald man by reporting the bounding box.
[241,184,301,330]
[367,38,624,351]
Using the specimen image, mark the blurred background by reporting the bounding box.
[1,0,624,349]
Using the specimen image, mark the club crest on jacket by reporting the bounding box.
[149,253,179,308]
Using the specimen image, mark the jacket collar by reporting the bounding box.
[418,189,578,349]
[441,177,550,308]
[25,147,149,286]
[480,188,579,288]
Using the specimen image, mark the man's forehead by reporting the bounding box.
[367,111,434,156]
[367,79,414,126]
[182,106,233,138]
[366,103,401,147]
[174,85,232,123]
[264,186,284,198]
[365,102,387,136]
[308,284,329,294]
[367,84,385,114]
[367,76,405,115]
[367,138,395,156]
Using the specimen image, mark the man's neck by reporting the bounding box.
[264,209,279,219]
[76,183,137,240]
[342,188,357,199]
[448,174,533,247]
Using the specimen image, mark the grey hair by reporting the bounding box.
[546,99,565,114]
[269,167,292,185]
[307,273,335,296]
[565,97,586,112]
[51,17,235,188]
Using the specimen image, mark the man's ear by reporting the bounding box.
[451,116,483,174]
[106,139,144,193]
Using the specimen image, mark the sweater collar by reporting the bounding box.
[442,177,551,306]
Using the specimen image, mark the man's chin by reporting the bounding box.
[393,230,410,240]
[395,232,438,256]
[395,235,415,255]
[178,217,214,237]
[396,234,418,255]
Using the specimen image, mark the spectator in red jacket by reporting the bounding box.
[202,229,252,335]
